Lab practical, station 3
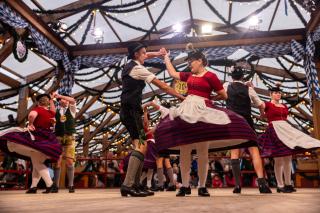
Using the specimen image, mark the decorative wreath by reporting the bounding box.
[12,30,28,63]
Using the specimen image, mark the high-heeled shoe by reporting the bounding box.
[233,185,241,194]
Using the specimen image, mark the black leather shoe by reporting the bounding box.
[166,185,176,191]
[258,179,272,193]
[285,185,296,192]
[137,184,154,196]
[186,186,191,195]
[150,185,164,192]
[176,187,188,197]
[233,185,241,194]
[26,187,37,194]
[120,185,147,197]
[42,185,55,194]
[51,184,58,193]
[198,187,210,197]
[69,186,75,193]
[277,187,292,193]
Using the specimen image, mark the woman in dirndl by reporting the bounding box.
[0,93,62,193]
[258,86,320,193]
[155,45,265,197]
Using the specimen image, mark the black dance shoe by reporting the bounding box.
[137,184,154,196]
[150,185,164,192]
[258,179,272,193]
[120,185,147,197]
[176,187,188,197]
[285,185,297,192]
[186,186,191,194]
[198,187,210,197]
[25,187,37,194]
[50,184,59,193]
[277,187,292,193]
[166,185,176,191]
[69,186,75,193]
[42,185,55,194]
[233,185,241,194]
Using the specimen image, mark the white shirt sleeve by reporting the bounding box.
[248,87,263,107]
[129,65,156,83]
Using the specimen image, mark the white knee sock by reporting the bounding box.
[274,157,284,188]
[31,153,53,187]
[31,168,41,188]
[180,145,192,187]
[282,155,293,186]
[146,169,153,188]
[196,143,209,188]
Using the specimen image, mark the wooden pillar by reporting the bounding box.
[313,61,320,140]
[314,61,320,176]
[102,132,109,157]
[83,125,90,157]
[16,79,29,127]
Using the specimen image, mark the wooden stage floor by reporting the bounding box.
[0,188,319,213]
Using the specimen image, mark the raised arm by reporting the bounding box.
[55,93,76,105]
[163,50,180,80]
[49,92,56,113]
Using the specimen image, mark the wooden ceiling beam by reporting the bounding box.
[25,67,55,83]
[0,38,13,65]
[254,64,306,80]
[0,72,20,88]
[71,28,304,56]
[41,0,108,23]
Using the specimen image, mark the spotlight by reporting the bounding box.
[248,15,262,29]
[201,24,213,34]
[92,28,103,37]
[172,23,183,32]
[249,15,259,26]
[92,28,104,43]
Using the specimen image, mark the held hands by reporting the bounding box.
[160,47,170,59]
[50,91,59,99]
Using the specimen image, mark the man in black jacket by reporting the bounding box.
[224,67,271,194]
[120,42,185,197]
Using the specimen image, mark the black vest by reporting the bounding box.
[55,108,76,136]
[226,82,251,117]
[121,60,146,109]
